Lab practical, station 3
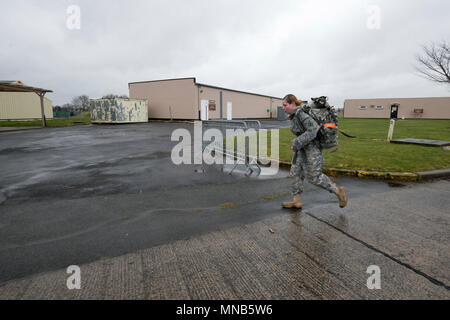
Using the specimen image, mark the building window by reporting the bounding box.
[360,105,367,110]
[375,105,384,110]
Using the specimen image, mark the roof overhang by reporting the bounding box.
[0,81,53,94]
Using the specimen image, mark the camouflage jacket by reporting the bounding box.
[289,106,320,151]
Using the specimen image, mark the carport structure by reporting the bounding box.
[0,81,53,127]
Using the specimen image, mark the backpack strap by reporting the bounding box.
[305,110,322,129]
[339,130,357,138]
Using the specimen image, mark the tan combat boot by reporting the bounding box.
[335,186,348,208]
[282,194,302,209]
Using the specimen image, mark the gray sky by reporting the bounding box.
[1,0,449,107]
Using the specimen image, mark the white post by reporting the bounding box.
[227,102,232,120]
[200,99,209,120]
[387,119,395,142]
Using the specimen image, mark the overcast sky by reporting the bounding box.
[1,0,449,107]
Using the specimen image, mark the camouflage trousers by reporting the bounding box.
[290,143,337,195]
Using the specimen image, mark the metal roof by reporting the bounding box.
[0,81,53,127]
[195,82,283,100]
[128,77,283,100]
[0,81,53,94]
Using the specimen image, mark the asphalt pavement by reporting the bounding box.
[0,123,448,299]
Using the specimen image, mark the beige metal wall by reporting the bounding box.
[129,78,284,120]
[197,85,283,119]
[344,97,450,119]
[0,92,53,120]
[129,78,198,119]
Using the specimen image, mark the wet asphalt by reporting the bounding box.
[0,121,290,204]
[0,122,448,299]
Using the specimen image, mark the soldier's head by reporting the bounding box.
[282,94,302,114]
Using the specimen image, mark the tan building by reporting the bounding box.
[344,97,450,119]
[129,77,284,120]
[0,92,53,120]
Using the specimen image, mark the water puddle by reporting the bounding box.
[387,182,407,188]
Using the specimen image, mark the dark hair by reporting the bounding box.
[283,94,302,106]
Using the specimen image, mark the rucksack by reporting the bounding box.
[302,97,338,149]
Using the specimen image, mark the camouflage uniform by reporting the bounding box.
[289,106,337,195]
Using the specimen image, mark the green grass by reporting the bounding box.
[280,118,450,172]
[227,118,450,172]
[0,112,91,127]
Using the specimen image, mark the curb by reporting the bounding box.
[278,161,450,182]
[417,169,450,180]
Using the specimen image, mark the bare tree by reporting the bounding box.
[416,41,450,86]
[62,103,75,111]
[71,95,90,111]
[102,94,129,99]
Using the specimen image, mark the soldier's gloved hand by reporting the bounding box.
[291,139,299,151]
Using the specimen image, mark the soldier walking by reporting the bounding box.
[281,94,348,209]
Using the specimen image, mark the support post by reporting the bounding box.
[220,91,223,120]
[38,92,47,127]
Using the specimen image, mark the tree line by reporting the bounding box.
[53,94,129,112]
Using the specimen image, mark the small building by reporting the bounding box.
[344,97,450,119]
[128,77,284,120]
[0,92,53,121]
[90,98,148,124]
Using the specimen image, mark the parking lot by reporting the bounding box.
[0,122,448,299]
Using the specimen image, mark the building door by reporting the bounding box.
[201,99,209,120]
[277,106,288,120]
[227,102,232,120]
[390,104,399,119]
